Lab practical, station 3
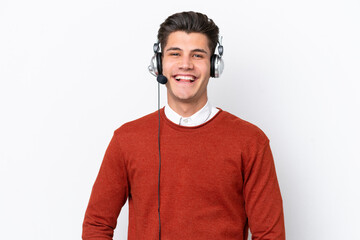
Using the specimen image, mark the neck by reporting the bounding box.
[167,96,208,117]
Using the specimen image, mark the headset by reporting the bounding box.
[148,37,224,240]
[148,38,224,84]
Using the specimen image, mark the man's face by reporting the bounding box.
[162,31,211,105]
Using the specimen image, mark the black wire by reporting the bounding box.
[157,82,162,240]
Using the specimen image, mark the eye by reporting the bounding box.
[193,54,204,59]
[169,52,180,56]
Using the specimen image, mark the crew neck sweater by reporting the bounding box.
[83,108,285,240]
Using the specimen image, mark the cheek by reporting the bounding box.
[162,59,174,75]
[200,62,211,76]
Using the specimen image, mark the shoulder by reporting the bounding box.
[113,110,159,138]
[217,110,269,145]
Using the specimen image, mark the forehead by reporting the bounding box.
[164,31,210,52]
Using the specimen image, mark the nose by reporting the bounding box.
[178,55,193,70]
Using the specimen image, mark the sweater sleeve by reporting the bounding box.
[243,140,285,240]
[82,132,129,239]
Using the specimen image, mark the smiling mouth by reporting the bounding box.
[174,75,196,83]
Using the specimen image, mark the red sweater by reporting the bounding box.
[83,108,285,239]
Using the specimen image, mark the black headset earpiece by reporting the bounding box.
[148,43,167,84]
[210,41,224,78]
[210,55,216,78]
[155,52,163,75]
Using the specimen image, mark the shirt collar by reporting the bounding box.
[165,101,213,127]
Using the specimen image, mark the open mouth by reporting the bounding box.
[174,75,196,83]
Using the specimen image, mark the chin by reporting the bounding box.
[170,92,195,102]
[174,96,194,102]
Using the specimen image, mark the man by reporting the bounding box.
[83,11,285,240]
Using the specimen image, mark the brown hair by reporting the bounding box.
[157,11,219,54]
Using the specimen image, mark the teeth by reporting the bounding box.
[175,75,195,81]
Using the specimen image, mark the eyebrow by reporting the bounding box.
[165,47,208,55]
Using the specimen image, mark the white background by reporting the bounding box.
[1,0,359,239]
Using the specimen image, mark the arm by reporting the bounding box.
[82,132,129,239]
[243,140,285,239]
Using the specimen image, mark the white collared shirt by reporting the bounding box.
[164,101,219,127]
